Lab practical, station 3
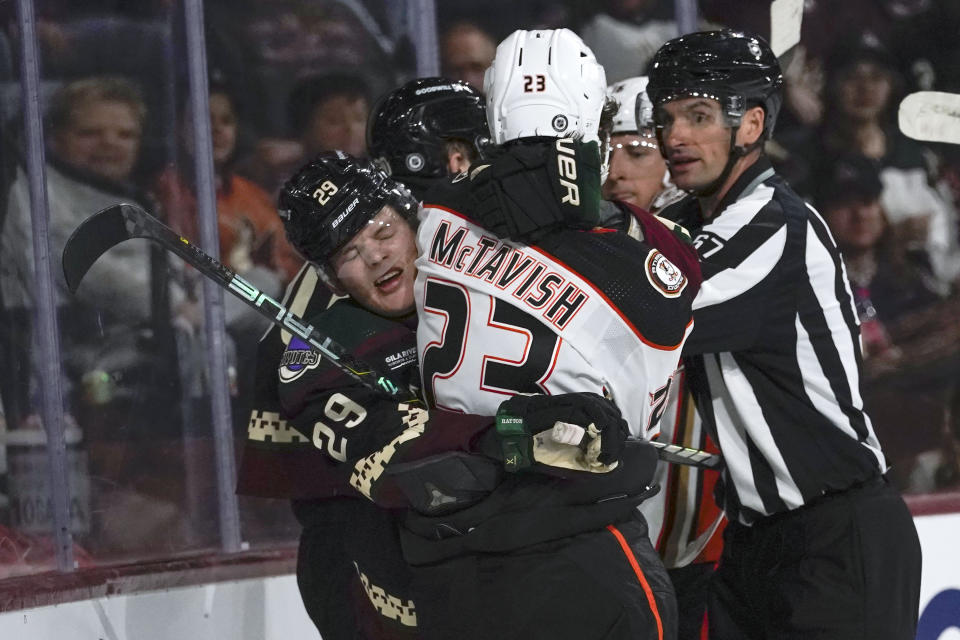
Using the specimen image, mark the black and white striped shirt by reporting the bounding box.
[667,157,887,526]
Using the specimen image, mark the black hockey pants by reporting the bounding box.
[294,498,420,640]
[408,512,677,640]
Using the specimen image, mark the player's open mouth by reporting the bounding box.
[375,269,403,291]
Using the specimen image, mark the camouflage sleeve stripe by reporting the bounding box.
[351,403,429,500]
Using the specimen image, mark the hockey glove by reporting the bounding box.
[468,139,602,244]
[494,392,628,473]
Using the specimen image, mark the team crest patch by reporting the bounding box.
[645,250,687,298]
[278,336,322,383]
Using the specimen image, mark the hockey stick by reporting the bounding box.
[63,203,722,470]
[551,423,722,471]
[649,439,721,470]
[899,91,960,145]
[63,203,414,401]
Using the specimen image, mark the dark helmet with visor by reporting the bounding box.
[646,30,783,194]
[278,151,418,265]
[647,29,783,138]
[367,77,490,180]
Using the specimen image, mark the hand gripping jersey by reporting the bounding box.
[415,182,700,441]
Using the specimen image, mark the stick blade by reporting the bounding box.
[899,91,960,145]
[62,203,136,293]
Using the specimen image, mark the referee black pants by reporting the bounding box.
[708,476,921,640]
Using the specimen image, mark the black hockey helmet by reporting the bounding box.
[647,30,784,139]
[278,151,418,264]
[367,77,490,179]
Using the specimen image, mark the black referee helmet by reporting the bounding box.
[647,29,784,141]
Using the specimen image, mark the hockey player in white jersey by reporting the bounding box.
[404,28,704,640]
[418,30,698,436]
[604,76,685,213]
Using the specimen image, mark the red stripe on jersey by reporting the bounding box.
[607,524,665,640]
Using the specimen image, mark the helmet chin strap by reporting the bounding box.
[690,128,735,198]
[688,129,764,198]
[598,130,612,184]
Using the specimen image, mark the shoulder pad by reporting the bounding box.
[421,174,474,215]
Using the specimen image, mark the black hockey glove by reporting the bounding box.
[494,392,628,473]
[468,139,602,244]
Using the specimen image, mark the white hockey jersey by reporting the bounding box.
[415,200,698,440]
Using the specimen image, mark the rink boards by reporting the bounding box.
[0,511,957,640]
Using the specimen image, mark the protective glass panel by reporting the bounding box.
[0,0,414,578]
[0,0,958,593]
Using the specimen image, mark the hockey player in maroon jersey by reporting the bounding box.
[235,79,499,639]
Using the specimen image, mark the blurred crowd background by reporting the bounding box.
[0,0,958,579]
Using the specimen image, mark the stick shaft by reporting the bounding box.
[64,204,723,469]
[65,203,412,399]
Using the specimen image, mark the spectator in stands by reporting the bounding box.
[243,71,370,197]
[819,155,960,495]
[288,72,370,160]
[440,22,496,92]
[817,155,944,363]
[1,75,164,335]
[0,75,193,557]
[152,77,305,414]
[153,77,301,288]
[792,32,960,289]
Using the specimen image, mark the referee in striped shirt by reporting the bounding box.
[649,31,922,639]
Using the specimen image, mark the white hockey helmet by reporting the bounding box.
[484,29,608,145]
[608,76,657,151]
[608,76,655,135]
